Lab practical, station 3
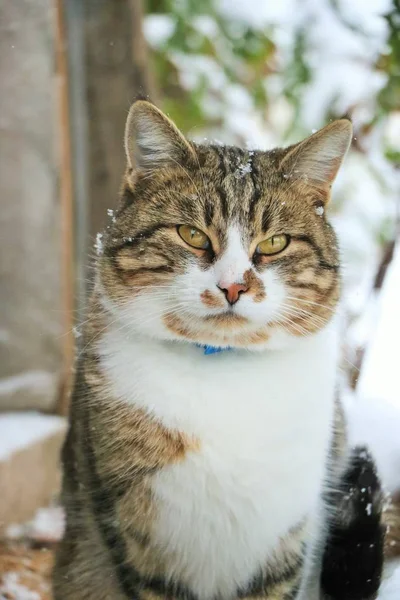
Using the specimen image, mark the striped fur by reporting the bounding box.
[54,102,386,600]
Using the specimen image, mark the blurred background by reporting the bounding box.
[0,0,400,597]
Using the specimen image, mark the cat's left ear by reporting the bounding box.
[124,100,196,172]
[279,119,353,198]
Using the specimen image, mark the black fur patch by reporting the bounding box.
[321,446,385,600]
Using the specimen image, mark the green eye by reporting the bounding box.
[256,234,290,255]
[178,225,211,250]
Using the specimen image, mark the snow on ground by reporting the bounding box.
[343,244,400,494]
[0,412,65,461]
[379,563,400,600]
[357,245,400,410]
[0,371,55,399]
[0,572,40,600]
[7,506,65,544]
[346,393,400,493]
[1,506,64,599]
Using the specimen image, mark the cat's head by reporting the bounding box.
[98,101,352,350]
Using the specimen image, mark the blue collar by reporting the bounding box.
[196,344,232,355]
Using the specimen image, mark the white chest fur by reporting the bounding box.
[99,325,339,599]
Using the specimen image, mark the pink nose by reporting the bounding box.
[218,282,249,305]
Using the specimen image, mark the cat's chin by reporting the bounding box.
[159,310,302,351]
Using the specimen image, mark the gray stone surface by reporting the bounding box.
[0,1,63,410]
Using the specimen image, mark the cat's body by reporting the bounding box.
[99,316,337,599]
[54,102,386,600]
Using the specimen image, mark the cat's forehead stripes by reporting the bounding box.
[200,145,281,233]
[113,143,322,252]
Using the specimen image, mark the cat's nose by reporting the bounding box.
[217,282,249,305]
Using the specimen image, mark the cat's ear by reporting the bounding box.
[279,119,353,195]
[124,100,195,172]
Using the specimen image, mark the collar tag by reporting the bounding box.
[197,344,231,355]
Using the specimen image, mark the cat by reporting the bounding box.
[53,101,389,600]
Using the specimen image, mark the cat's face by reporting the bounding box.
[98,102,352,350]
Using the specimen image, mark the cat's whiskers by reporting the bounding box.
[277,302,329,330]
[76,311,132,361]
[278,313,326,335]
[275,315,310,338]
[279,304,329,328]
[278,312,328,336]
[278,314,310,335]
[127,304,194,330]
[56,313,97,341]
[285,295,337,312]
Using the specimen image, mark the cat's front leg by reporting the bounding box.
[294,510,326,600]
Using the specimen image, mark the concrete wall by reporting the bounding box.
[0,0,63,411]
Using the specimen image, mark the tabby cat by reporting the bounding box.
[54,101,387,600]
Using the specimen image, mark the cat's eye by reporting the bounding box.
[256,234,290,256]
[178,225,211,250]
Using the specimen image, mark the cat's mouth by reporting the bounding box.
[163,309,272,348]
[203,312,249,327]
[164,310,249,333]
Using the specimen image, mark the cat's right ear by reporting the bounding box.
[124,100,195,172]
[279,119,353,195]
